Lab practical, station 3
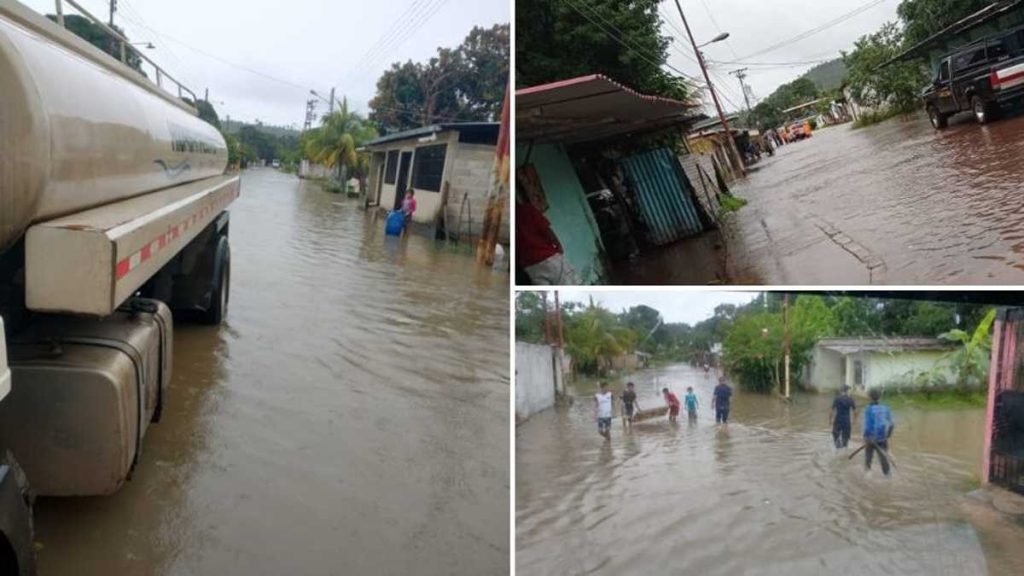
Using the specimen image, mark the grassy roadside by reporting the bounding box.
[884,389,987,410]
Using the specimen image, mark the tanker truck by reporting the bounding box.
[0,2,240,572]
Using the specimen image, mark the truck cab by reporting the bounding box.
[924,26,1024,128]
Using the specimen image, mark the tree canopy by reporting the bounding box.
[516,0,694,101]
[46,14,144,73]
[368,24,509,133]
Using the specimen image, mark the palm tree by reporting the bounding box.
[304,98,378,192]
[938,308,996,391]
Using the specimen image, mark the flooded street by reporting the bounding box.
[32,169,509,575]
[517,363,1024,575]
[725,110,1024,284]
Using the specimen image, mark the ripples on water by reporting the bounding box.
[517,364,1024,576]
[730,112,1024,283]
[34,170,509,576]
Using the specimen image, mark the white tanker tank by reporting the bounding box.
[0,0,227,252]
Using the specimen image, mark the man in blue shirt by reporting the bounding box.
[829,385,857,448]
[712,376,732,424]
[862,388,894,475]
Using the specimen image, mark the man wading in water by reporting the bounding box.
[621,382,640,430]
[862,388,894,475]
[712,376,732,424]
[829,385,857,448]
[594,382,614,440]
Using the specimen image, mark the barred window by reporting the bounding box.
[384,150,399,185]
[412,144,447,192]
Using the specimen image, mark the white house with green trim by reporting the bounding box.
[803,338,958,394]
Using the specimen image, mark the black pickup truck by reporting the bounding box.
[923,26,1024,129]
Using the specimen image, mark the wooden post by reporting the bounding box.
[476,86,510,265]
[783,293,790,399]
[554,290,564,348]
[983,318,1004,486]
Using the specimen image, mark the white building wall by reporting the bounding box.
[516,342,557,420]
[804,347,845,391]
[805,347,957,394]
[444,143,509,243]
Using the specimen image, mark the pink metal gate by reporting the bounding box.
[984,308,1024,494]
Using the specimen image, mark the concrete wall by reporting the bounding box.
[516,342,559,420]
[444,143,509,244]
[299,160,334,180]
[516,142,605,284]
[805,347,957,393]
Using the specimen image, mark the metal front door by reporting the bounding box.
[394,151,413,210]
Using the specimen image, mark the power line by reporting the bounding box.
[656,5,702,66]
[342,0,450,84]
[733,0,889,62]
[697,0,740,59]
[561,0,698,82]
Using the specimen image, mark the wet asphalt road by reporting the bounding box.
[32,169,510,576]
[725,109,1024,284]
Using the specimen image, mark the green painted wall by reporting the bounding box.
[517,143,605,284]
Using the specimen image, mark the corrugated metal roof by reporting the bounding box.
[516,74,704,144]
[817,337,955,355]
[363,122,499,148]
[881,0,1024,67]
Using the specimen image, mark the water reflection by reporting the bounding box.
[34,169,509,575]
[517,363,1024,575]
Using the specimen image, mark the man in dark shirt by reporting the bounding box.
[712,376,732,424]
[621,382,640,429]
[829,385,857,449]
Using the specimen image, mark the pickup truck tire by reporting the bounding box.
[972,95,999,124]
[927,105,948,129]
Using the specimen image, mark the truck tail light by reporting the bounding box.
[990,70,1001,88]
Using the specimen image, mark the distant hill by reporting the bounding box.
[222,118,301,138]
[803,58,847,92]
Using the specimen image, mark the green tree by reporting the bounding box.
[938,308,995,390]
[563,301,639,375]
[897,0,994,46]
[515,292,548,343]
[369,24,509,132]
[516,0,694,101]
[46,14,143,73]
[304,99,378,191]
[843,21,927,114]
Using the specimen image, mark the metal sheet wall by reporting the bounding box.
[619,148,706,245]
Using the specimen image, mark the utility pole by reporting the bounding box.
[329,87,336,114]
[204,87,209,103]
[303,99,317,132]
[109,0,117,26]
[673,0,746,177]
[730,68,753,113]
[783,293,791,400]
[554,290,564,348]
[541,292,551,345]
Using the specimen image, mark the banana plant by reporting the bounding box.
[938,308,996,391]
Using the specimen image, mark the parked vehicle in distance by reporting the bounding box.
[272,159,281,168]
[924,25,1024,129]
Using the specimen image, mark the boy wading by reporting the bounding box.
[863,388,895,475]
[621,382,640,429]
[595,383,614,440]
[830,385,857,448]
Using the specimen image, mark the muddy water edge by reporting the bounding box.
[517,363,1024,576]
[32,169,510,576]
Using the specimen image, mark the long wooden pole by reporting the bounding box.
[476,85,510,265]
[783,293,790,399]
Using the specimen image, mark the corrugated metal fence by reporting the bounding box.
[619,148,711,246]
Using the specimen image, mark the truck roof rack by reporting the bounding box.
[2,0,199,113]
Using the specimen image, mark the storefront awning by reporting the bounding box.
[516,74,704,144]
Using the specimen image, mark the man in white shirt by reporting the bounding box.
[594,382,614,440]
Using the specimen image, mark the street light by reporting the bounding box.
[698,32,730,48]
[310,89,337,114]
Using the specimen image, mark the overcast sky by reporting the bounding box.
[23,0,508,127]
[560,290,758,325]
[662,0,903,113]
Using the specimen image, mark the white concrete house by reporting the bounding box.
[363,123,509,243]
[804,338,957,394]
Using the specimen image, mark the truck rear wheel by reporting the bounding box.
[201,238,230,325]
[928,106,947,129]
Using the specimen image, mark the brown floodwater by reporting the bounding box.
[726,109,1024,284]
[32,168,510,575]
[516,363,1024,575]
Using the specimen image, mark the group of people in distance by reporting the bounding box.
[592,376,734,441]
[829,384,895,476]
[596,377,896,476]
